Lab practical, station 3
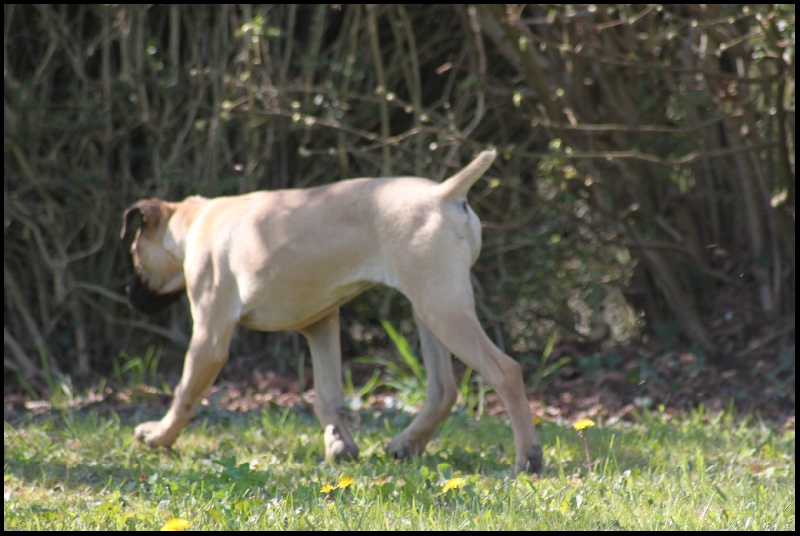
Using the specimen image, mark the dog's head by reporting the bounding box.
[121,199,186,314]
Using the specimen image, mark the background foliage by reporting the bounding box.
[3,5,795,397]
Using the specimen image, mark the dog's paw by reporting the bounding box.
[324,424,359,463]
[135,421,176,448]
[386,435,426,460]
[515,443,544,475]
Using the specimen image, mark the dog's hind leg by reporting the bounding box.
[421,306,542,474]
[300,308,360,464]
[400,267,543,475]
[386,310,458,459]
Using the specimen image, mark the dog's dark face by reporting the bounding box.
[121,199,185,314]
[126,272,183,314]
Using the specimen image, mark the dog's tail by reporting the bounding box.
[437,149,497,199]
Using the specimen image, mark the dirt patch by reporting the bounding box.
[4,320,794,430]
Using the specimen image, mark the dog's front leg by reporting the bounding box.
[136,323,234,447]
[300,308,360,464]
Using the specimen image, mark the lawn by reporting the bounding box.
[4,399,794,530]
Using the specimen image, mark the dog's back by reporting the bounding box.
[199,154,494,330]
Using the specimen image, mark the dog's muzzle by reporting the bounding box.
[127,272,183,315]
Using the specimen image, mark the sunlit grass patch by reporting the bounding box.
[4,404,795,530]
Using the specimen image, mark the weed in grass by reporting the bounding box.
[573,418,596,474]
[343,368,382,411]
[354,320,492,416]
[9,350,78,409]
[440,476,468,494]
[112,347,163,387]
[160,518,191,531]
[352,320,427,410]
[528,336,571,394]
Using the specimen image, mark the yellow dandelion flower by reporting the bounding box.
[336,476,355,489]
[321,484,336,494]
[441,477,468,492]
[160,518,191,531]
[533,416,543,426]
[573,419,595,431]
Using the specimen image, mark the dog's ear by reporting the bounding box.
[121,199,164,240]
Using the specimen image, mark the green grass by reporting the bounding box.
[4,400,794,530]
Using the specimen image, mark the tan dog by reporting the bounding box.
[121,150,542,474]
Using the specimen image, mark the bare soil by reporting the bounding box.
[6,319,792,434]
